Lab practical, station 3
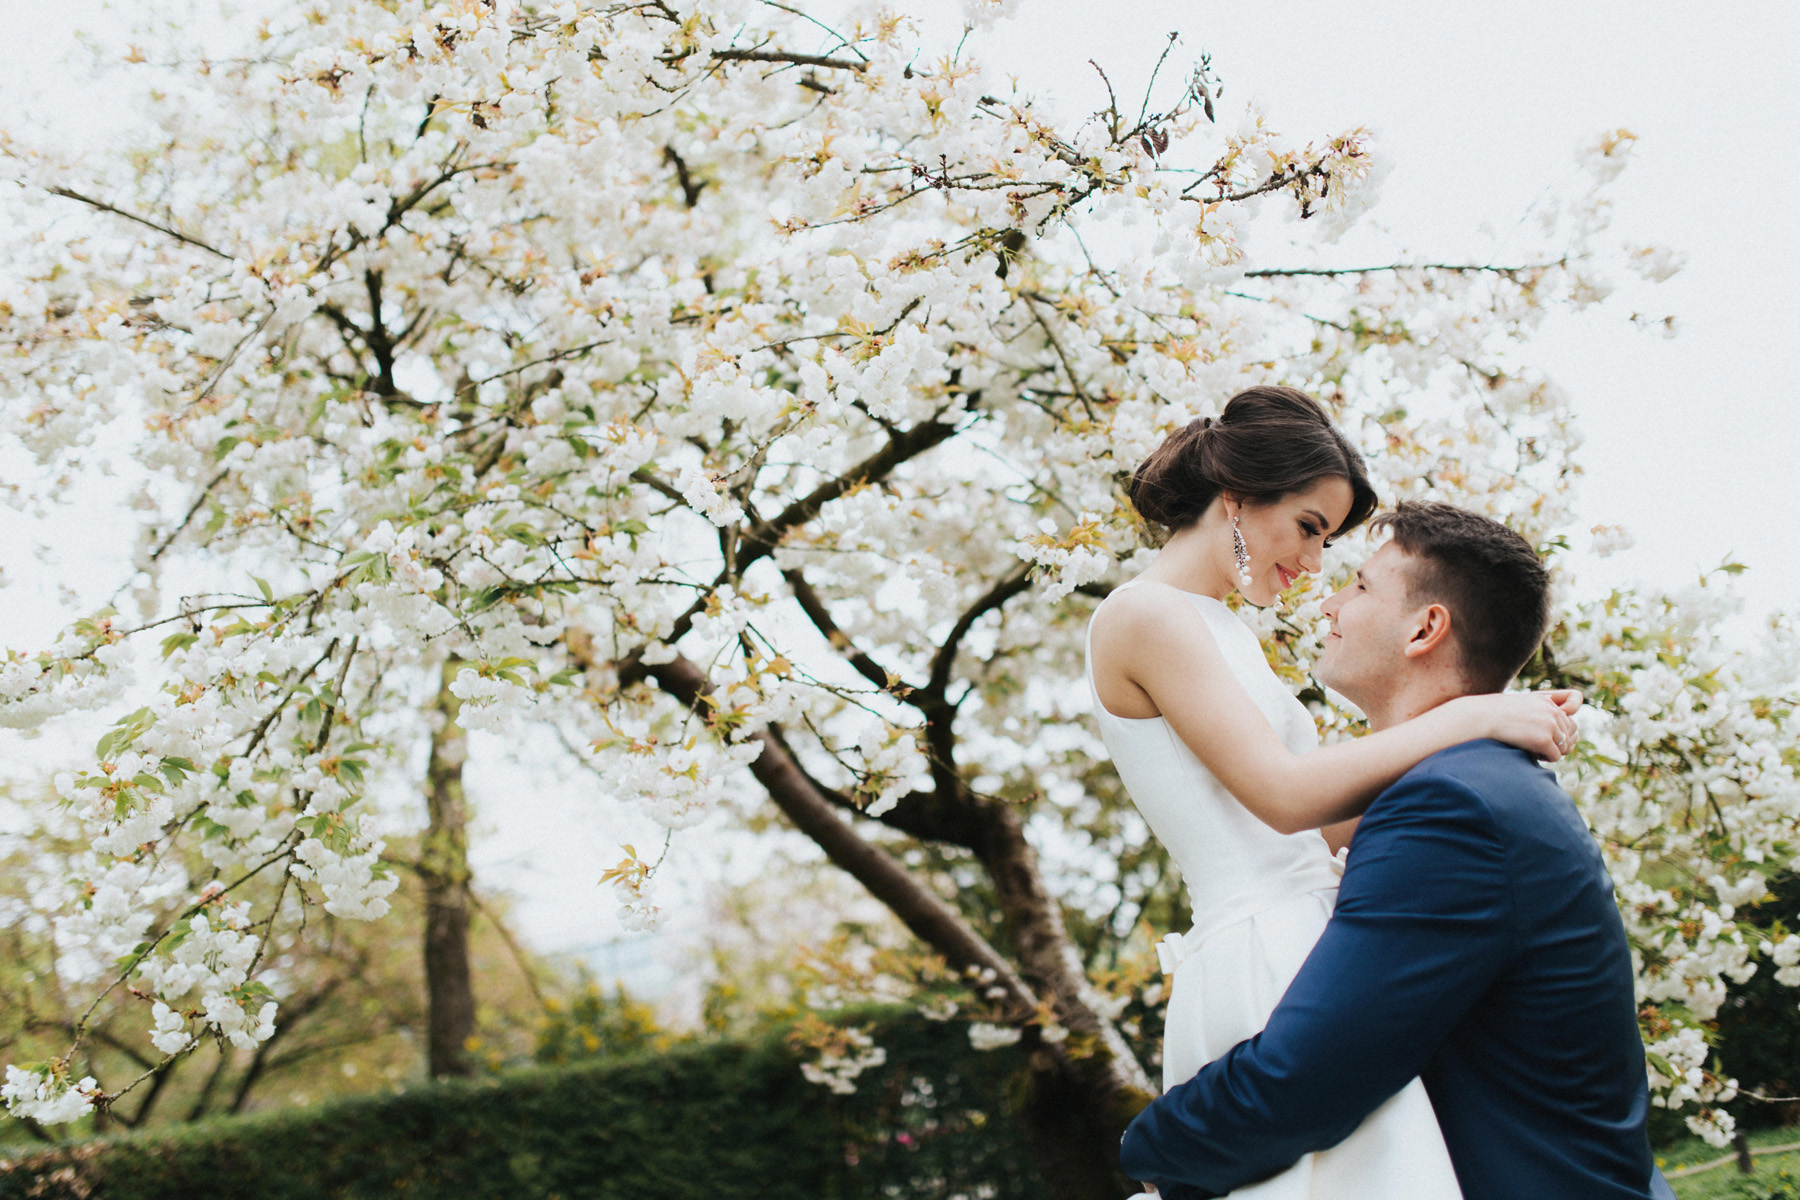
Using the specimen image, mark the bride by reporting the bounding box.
[1086,386,1580,1198]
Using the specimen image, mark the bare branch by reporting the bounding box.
[1244,259,1567,279]
[1021,293,1094,420]
[710,48,867,72]
[466,888,552,1013]
[310,636,360,756]
[45,187,232,260]
[146,469,230,565]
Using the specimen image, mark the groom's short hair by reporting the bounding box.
[1369,502,1551,693]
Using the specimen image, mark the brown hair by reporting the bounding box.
[1370,501,1551,693]
[1128,386,1378,540]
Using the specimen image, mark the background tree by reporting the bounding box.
[0,789,549,1145]
[0,1,1791,1192]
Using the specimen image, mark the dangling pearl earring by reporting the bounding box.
[1232,513,1253,588]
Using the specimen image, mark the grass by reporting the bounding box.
[1662,1127,1800,1199]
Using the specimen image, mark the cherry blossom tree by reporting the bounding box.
[0,0,1790,1189]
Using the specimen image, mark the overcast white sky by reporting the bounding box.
[1,0,1795,971]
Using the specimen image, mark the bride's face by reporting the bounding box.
[1231,476,1355,608]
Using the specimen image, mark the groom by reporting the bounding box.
[1121,502,1675,1200]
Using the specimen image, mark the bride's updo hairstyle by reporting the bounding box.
[1129,386,1378,539]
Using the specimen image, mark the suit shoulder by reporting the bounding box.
[1372,739,1541,817]
[1385,738,1577,834]
[1400,738,1543,789]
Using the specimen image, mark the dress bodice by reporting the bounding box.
[1085,586,1340,940]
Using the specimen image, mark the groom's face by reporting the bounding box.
[1315,542,1427,709]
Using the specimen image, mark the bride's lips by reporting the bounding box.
[1276,564,1296,589]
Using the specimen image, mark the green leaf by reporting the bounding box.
[162,916,195,955]
[160,631,199,659]
[96,706,158,758]
[252,576,274,602]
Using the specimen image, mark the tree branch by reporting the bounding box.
[736,415,963,568]
[782,567,912,694]
[466,888,551,1013]
[922,563,1033,703]
[634,414,966,665]
[1021,293,1094,420]
[226,976,343,1114]
[46,186,232,260]
[710,48,867,72]
[644,653,1037,1016]
[1244,259,1567,279]
[773,728,990,851]
[146,470,230,564]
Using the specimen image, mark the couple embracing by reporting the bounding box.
[1087,386,1675,1199]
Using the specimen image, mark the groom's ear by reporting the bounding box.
[1401,602,1455,660]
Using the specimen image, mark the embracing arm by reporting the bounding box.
[1119,772,1513,1196]
[1089,583,1576,834]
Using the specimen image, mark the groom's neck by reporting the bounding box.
[1360,679,1471,732]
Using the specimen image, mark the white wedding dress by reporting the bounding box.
[1087,584,1462,1198]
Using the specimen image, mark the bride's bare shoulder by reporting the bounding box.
[1090,580,1206,642]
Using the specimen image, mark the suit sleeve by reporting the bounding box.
[1120,772,1515,1198]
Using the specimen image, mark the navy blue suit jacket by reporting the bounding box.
[1121,740,1666,1200]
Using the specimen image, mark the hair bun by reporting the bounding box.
[1127,386,1378,538]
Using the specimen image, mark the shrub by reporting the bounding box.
[0,1011,1041,1200]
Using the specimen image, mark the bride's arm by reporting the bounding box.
[1090,584,1577,836]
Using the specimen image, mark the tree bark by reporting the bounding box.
[420,659,477,1079]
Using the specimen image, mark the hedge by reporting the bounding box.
[0,1010,1044,1200]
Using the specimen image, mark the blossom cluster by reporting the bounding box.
[799,1026,890,1096]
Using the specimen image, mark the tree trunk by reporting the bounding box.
[976,802,1155,1186]
[1021,1044,1142,1199]
[421,658,476,1079]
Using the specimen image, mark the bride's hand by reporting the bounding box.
[1452,688,1583,761]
